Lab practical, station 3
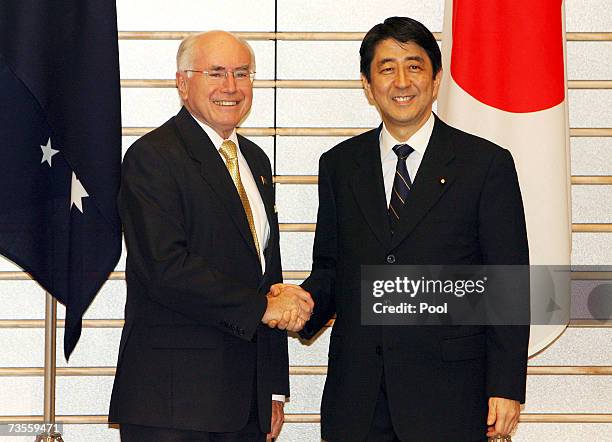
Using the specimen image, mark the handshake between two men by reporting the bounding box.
[261,284,314,332]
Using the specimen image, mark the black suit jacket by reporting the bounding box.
[300,115,529,441]
[109,107,288,433]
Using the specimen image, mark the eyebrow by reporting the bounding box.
[377,55,425,66]
[209,64,251,71]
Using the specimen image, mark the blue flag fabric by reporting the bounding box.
[0,1,122,358]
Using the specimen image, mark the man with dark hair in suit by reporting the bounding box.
[109,31,313,442]
[275,16,529,441]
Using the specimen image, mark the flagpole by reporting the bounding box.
[36,293,63,441]
[44,291,57,422]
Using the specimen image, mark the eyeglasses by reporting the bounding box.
[183,69,255,83]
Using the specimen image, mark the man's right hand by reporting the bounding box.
[262,284,314,331]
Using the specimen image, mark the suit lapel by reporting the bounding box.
[239,134,276,275]
[390,116,457,249]
[174,108,259,262]
[349,126,392,248]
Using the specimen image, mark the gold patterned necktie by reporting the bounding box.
[219,140,261,258]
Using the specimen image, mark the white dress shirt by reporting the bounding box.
[380,112,435,205]
[195,120,270,273]
[193,117,285,402]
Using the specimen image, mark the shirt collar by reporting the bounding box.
[380,112,435,160]
[190,114,239,152]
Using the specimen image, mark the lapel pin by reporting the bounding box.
[274,204,278,213]
[260,175,267,185]
[439,177,446,185]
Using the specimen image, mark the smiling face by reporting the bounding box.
[362,38,441,141]
[176,32,253,139]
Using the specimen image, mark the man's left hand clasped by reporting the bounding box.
[261,284,314,332]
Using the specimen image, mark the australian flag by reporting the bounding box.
[0,1,122,358]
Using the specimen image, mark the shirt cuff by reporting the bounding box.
[272,394,286,402]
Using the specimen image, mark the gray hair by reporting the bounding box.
[176,32,256,74]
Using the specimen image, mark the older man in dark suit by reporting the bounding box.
[275,16,529,442]
[109,31,313,442]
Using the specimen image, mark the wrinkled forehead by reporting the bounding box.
[192,36,254,69]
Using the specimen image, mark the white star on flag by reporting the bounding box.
[40,138,59,166]
[71,172,89,212]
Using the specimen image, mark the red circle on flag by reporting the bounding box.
[450,0,565,113]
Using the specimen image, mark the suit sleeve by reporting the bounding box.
[262,155,290,397]
[268,329,290,397]
[119,141,266,341]
[478,148,530,403]
[299,153,337,339]
[267,323,290,397]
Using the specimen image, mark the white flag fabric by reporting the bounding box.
[438,0,571,354]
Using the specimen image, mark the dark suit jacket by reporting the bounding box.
[300,115,529,441]
[109,107,288,433]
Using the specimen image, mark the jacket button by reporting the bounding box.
[375,345,382,356]
[386,254,395,264]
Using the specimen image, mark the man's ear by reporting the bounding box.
[432,69,443,101]
[361,74,375,105]
[176,72,188,101]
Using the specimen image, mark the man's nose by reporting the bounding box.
[222,71,238,92]
[394,69,410,88]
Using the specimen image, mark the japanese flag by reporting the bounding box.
[438,0,571,354]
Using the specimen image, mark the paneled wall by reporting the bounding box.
[0,1,611,440]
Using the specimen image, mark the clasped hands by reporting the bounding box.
[261,283,314,332]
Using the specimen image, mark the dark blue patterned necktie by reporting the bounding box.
[389,144,415,234]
